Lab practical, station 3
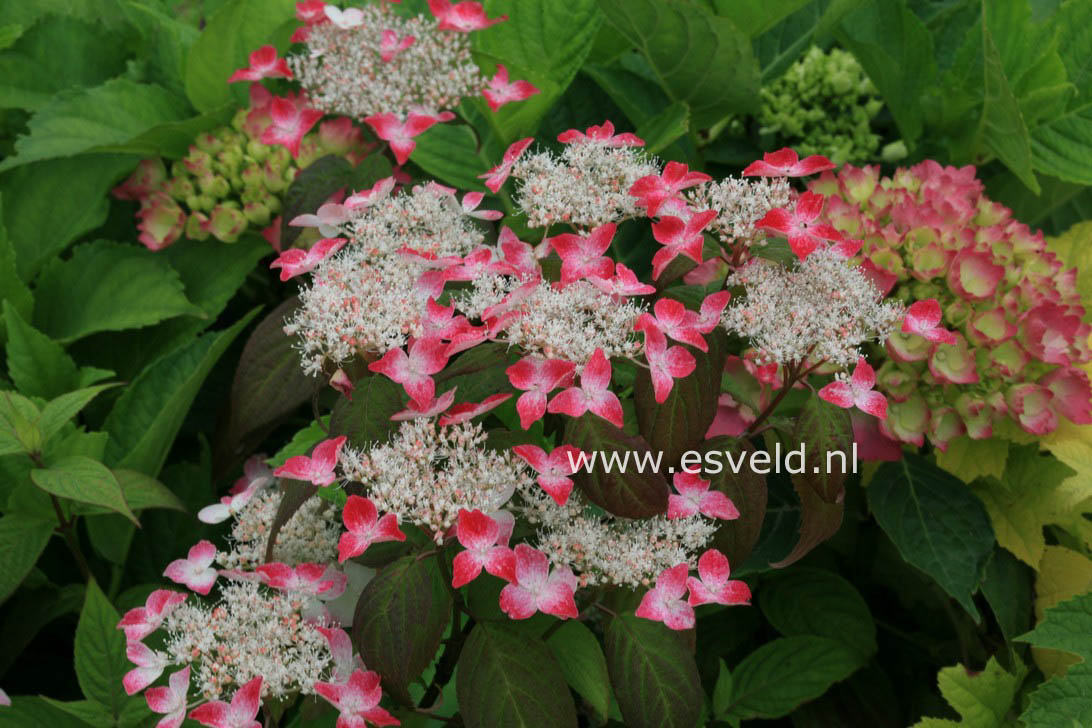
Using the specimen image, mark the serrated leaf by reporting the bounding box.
[0,696,96,727]
[935,436,1009,484]
[0,511,55,604]
[0,195,32,338]
[352,554,451,705]
[1031,545,1092,678]
[33,240,202,343]
[104,310,258,476]
[605,614,702,728]
[0,79,190,172]
[329,375,404,448]
[980,546,1033,644]
[38,384,117,444]
[74,579,129,720]
[183,0,296,112]
[31,455,137,525]
[564,413,669,518]
[545,621,611,723]
[410,123,492,193]
[635,101,690,154]
[1046,220,1092,313]
[912,656,1023,728]
[0,390,41,455]
[1018,591,1092,727]
[458,622,578,728]
[790,395,852,503]
[759,568,876,661]
[722,635,861,721]
[3,301,80,400]
[869,454,995,621]
[711,0,811,36]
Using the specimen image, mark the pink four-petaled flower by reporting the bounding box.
[667,471,739,520]
[557,120,643,148]
[451,509,516,587]
[742,148,835,177]
[686,549,751,607]
[549,222,616,285]
[754,192,844,260]
[189,675,263,728]
[364,111,455,165]
[260,96,324,158]
[117,589,187,641]
[505,356,576,429]
[379,29,415,62]
[227,45,292,83]
[635,298,708,351]
[630,162,712,217]
[273,435,347,486]
[368,337,451,407]
[480,137,533,192]
[650,210,717,279]
[818,356,888,419]
[641,326,697,403]
[499,544,579,620]
[482,64,539,111]
[635,563,695,631]
[123,641,169,696]
[902,299,958,345]
[437,393,512,426]
[338,495,406,563]
[511,444,584,505]
[144,666,190,728]
[547,349,625,428]
[255,562,346,599]
[163,540,218,595]
[313,669,400,727]
[427,0,507,31]
[588,263,657,298]
[269,237,346,281]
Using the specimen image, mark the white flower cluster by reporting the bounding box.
[338,420,534,539]
[287,3,485,118]
[686,176,792,246]
[721,249,904,367]
[164,581,332,701]
[519,489,717,588]
[511,141,659,228]
[218,488,342,571]
[459,276,645,364]
[286,184,483,374]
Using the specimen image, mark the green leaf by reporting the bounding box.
[769,472,844,570]
[980,546,1033,645]
[790,395,853,503]
[3,301,80,400]
[701,437,767,570]
[435,342,514,406]
[267,418,330,469]
[582,63,673,128]
[712,0,811,36]
[722,635,861,721]
[0,511,55,604]
[1018,591,1092,727]
[183,0,296,112]
[0,195,32,337]
[1047,220,1092,313]
[31,455,137,525]
[546,621,612,724]
[410,123,492,193]
[635,101,690,154]
[713,659,733,718]
[0,79,190,172]
[913,656,1023,728]
[836,0,935,142]
[351,555,452,705]
[329,375,405,449]
[0,16,130,111]
[935,436,1009,484]
[33,240,202,343]
[458,622,578,728]
[0,390,42,455]
[113,469,186,512]
[473,0,603,141]
[38,384,117,444]
[759,568,877,661]
[0,696,96,727]
[604,614,702,728]
[869,454,995,621]
[597,0,761,126]
[0,154,138,282]
[564,413,670,518]
[73,579,129,720]
[104,310,258,476]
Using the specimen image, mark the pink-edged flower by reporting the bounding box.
[686,549,750,607]
[902,299,958,345]
[427,0,506,31]
[290,203,351,237]
[145,666,189,728]
[136,193,185,251]
[818,356,888,419]
[368,337,451,407]
[1041,367,1092,425]
[297,0,329,25]
[123,641,168,695]
[480,137,533,193]
[548,349,624,428]
[113,158,167,201]
[338,495,406,563]
[163,540,218,595]
[227,45,292,83]
[364,111,454,165]
[742,148,835,177]
[549,222,616,285]
[506,356,576,429]
[482,64,539,111]
[274,435,347,486]
[557,120,643,147]
[650,210,716,279]
[667,471,738,520]
[697,291,731,333]
[270,237,347,281]
[947,250,1005,301]
[630,162,712,217]
[452,509,516,587]
[324,5,365,29]
[256,562,346,599]
[379,29,415,62]
[261,96,324,158]
[755,192,844,260]
[316,626,366,684]
[438,393,511,426]
[1007,383,1057,435]
[641,326,697,404]
[499,544,579,620]
[117,590,187,641]
[635,563,694,631]
[459,191,503,220]
[346,176,397,209]
[199,456,272,524]
[391,388,457,421]
[189,675,262,728]
[588,263,656,298]
[511,444,583,505]
[1021,303,1086,366]
[636,298,707,351]
[314,669,400,728]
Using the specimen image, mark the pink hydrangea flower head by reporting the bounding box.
[144,666,190,728]
[123,641,168,695]
[549,222,616,285]
[364,111,455,165]
[641,325,697,404]
[314,669,400,727]
[117,589,187,641]
[557,120,643,147]
[427,0,507,31]
[368,337,451,408]
[650,210,716,279]
[261,96,324,158]
[629,161,712,217]
[755,192,844,260]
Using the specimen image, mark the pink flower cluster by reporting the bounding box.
[808,161,1092,447]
